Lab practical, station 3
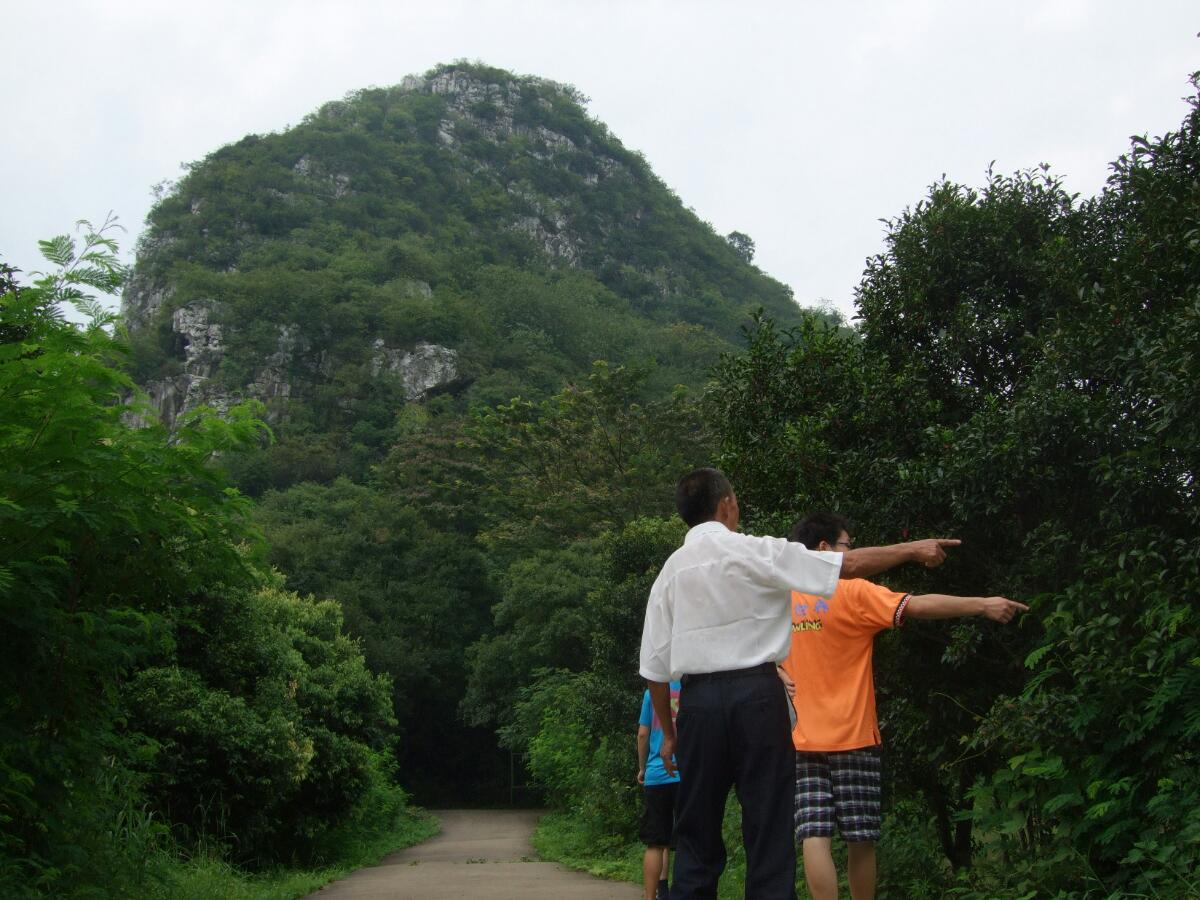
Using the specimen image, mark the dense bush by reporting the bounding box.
[460,363,703,734]
[253,477,503,801]
[1,222,260,890]
[0,224,418,895]
[124,577,397,865]
[704,75,1200,897]
[513,69,1200,900]
[500,517,685,847]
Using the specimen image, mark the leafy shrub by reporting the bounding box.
[0,221,266,892]
[704,73,1200,895]
[124,581,396,866]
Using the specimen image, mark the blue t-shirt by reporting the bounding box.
[639,682,681,785]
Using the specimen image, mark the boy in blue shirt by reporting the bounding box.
[638,681,681,900]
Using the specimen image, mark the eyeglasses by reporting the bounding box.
[833,540,854,549]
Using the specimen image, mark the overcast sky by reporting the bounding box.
[3,1,1197,321]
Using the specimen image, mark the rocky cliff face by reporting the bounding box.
[133,295,458,429]
[142,303,226,428]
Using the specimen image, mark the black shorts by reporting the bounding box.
[639,782,678,847]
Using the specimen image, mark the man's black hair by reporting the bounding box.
[788,512,851,549]
[676,467,733,527]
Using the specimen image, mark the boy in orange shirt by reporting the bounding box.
[779,513,1027,900]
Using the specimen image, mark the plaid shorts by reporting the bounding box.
[794,746,883,843]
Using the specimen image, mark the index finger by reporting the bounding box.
[936,539,962,547]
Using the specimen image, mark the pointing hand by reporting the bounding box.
[981,597,1029,623]
[911,538,962,568]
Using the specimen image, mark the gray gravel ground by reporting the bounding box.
[305,809,641,899]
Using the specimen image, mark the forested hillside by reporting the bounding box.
[117,62,808,807]
[124,61,801,435]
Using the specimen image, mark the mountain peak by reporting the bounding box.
[123,63,803,444]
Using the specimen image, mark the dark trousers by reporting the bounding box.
[672,663,797,900]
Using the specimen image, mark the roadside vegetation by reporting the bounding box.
[516,72,1200,899]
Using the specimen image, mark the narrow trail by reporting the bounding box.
[306,809,640,899]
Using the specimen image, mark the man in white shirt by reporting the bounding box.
[639,468,959,900]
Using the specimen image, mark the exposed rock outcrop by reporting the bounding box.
[138,302,227,429]
[370,340,459,400]
[397,69,595,265]
[293,155,352,199]
[135,299,457,427]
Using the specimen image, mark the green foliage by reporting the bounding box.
[725,231,755,264]
[459,360,704,778]
[1,223,422,895]
[466,361,708,556]
[124,578,397,865]
[491,517,685,849]
[0,221,267,891]
[253,477,501,800]
[140,803,437,900]
[531,812,644,884]
[533,798,770,900]
[524,674,637,840]
[857,167,1080,411]
[464,543,605,733]
[704,73,1200,896]
[32,213,128,325]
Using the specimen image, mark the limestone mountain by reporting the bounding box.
[119,61,813,802]
[123,62,804,447]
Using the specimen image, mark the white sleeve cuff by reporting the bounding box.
[639,666,672,683]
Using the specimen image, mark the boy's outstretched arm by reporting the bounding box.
[904,594,1029,623]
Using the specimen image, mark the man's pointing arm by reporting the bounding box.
[841,538,962,579]
[648,680,677,778]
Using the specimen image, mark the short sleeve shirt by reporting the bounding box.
[639,522,842,682]
[780,578,908,751]
[639,683,681,785]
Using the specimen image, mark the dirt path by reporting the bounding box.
[306,809,641,899]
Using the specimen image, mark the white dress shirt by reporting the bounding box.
[639,521,842,683]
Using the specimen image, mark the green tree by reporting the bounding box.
[0,220,267,890]
[123,575,398,865]
[510,517,684,841]
[725,231,755,264]
[254,478,501,801]
[466,360,709,556]
[461,363,708,741]
[704,76,1200,895]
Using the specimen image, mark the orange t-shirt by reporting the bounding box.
[780,578,909,752]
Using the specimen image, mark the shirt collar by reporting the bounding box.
[684,521,730,544]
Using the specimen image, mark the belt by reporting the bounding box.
[680,661,777,685]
